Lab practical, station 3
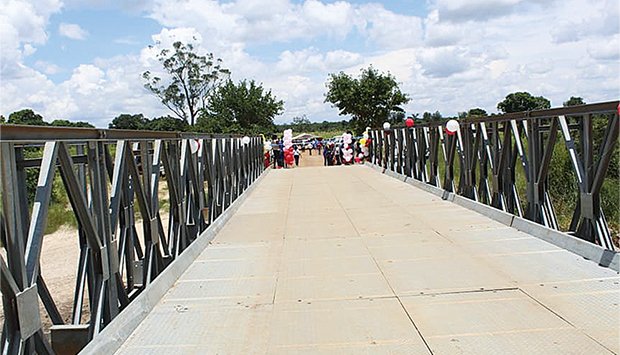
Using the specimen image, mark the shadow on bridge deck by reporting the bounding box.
[112,165,618,355]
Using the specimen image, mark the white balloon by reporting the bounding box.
[446,119,460,133]
[189,139,200,154]
[242,136,251,145]
[383,122,391,130]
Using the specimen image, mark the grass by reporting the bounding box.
[45,202,77,234]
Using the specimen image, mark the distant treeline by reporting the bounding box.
[276,119,351,134]
[1,109,94,128]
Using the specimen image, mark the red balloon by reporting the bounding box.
[445,127,456,136]
[406,118,414,128]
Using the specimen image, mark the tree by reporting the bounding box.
[0,115,5,123]
[109,114,148,130]
[324,66,410,134]
[8,109,46,125]
[147,116,188,132]
[291,115,311,131]
[563,96,585,107]
[50,119,94,128]
[467,108,487,117]
[198,79,283,134]
[143,41,230,126]
[422,111,443,121]
[497,92,551,113]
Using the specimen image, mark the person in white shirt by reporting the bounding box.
[293,145,301,166]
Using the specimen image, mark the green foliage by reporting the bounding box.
[147,116,188,131]
[0,115,5,123]
[324,66,410,134]
[109,113,148,130]
[563,96,585,107]
[497,92,551,113]
[50,119,94,128]
[109,113,188,132]
[143,41,230,125]
[291,115,312,131]
[198,79,283,134]
[276,119,351,137]
[45,201,77,234]
[422,111,443,121]
[8,109,46,125]
[467,108,487,117]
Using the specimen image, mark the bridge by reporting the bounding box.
[1,101,618,354]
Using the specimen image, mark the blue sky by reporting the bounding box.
[1,0,618,127]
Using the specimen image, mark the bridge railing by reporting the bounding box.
[370,101,619,250]
[0,126,264,354]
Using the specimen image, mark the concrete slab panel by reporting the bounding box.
[458,236,563,256]
[214,213,286,243]
[165,277,277,303]
[347,214,434,237]
[282,238,370,260]
[275,273,393,302]
[196,241,282,261]
[118,303,272,353]
[521,278,620,352]
[280,255,381,278]
[362,231,451,248]
[285,213,358,239]
[484,251,618,284]
[424,328,613,355]
[379,256,512,295]
[401,289,568,336]
[441,226,527,243]
[180,258,279,281]
[268,298,430,354]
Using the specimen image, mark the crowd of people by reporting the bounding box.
[263,131,372,169]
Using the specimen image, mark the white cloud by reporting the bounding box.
[1,0,619,127]
[0,0,61,78]
[417,46,471,78]
[430,0,525,22]
[59,22,89,40]
[114,36,140,45]
[34,60,62,75]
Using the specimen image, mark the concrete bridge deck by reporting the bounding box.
[115,165,619,354]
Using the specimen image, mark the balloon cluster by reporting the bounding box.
[359,128,371,160]
[263,140,272,152]
[262,136,272,168]
[341,132,354,164]
[283,129,294,166]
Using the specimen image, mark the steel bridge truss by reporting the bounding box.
[0,126,264,354]
[370,101,619,250]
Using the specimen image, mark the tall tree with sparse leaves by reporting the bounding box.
[143,41,230,126]
[324,66,410,134]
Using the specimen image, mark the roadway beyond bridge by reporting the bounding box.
[103,165,618,355]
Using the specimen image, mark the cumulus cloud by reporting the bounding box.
[1,0,619,125]
[551,0,619,43]
[430,0,522,22]
[59,22,89,40]
[417,47,471,78]
[34,60,62,75]
[0,0,62,78]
